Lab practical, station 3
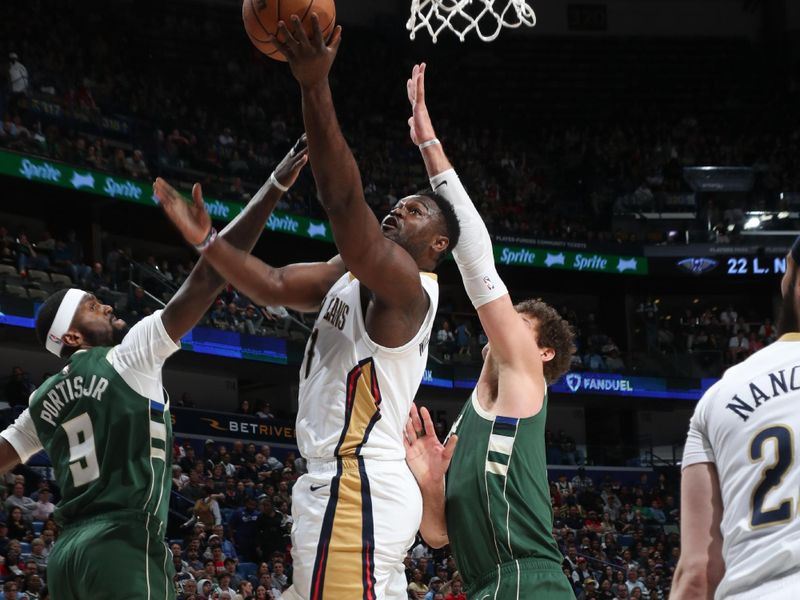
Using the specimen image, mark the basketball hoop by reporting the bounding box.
[407,0,536,43]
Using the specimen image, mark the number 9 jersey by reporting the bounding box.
[683,334,800,599]
[2,311,179,529]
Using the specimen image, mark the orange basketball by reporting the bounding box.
[243,0,336,62]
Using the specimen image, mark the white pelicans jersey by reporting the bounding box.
[683,334,800,599]
[296,271,438,462]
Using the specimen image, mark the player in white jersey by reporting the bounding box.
[160,18,461,600]
[673,238,800,599]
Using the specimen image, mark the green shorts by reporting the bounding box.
[48,511,175,600]
[467,558,574,600]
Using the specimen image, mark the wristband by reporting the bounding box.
[193,227,218,252]
[418,138,441,150]
[270,172,290,193]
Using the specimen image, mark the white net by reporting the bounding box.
[407,0,536,43]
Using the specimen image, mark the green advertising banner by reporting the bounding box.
[1,150,334,243]
[1,150,648,275]
[494,244,648,275]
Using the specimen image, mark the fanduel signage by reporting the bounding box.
[551,372,715,400]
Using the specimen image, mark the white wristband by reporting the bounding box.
[269,172,290,193]
[418,138,441,150]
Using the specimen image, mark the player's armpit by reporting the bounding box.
[672,462,725,600]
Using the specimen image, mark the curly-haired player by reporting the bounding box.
[403,63,577,600]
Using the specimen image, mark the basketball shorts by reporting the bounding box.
[48,511,175,600]
[467,559,574,600]
[283,457,422,600]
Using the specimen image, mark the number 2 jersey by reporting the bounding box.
[683,334,800,598]
[296,272,439,461]
[0,311,179,530]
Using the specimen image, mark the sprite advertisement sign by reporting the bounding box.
[3,150,648,275]
[495,245,647,275]
[6,151,333,243]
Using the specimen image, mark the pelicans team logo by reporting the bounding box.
[677,257,718,275]
[566,373,582,393]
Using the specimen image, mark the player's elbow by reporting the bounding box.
[419,525,449,549]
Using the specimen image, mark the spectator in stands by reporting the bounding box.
[31,489,53,522]
[124,149,150,179]
[127,286,148,319]
[229,496,260,561]
[444,579,466,600]
[6,484,35,520]
[233,580,253,600]
[255,497,285,560]
[8,52,29,105]
[408,568,429,599]
[255,402,275,420]
[243,305,264,336]
[82,262,109,296]
[425,577,443,600]
[435,320,456,361]
[2,580,19,600]
[728,329,749,363]
[15,233,49,277]
[625,569,645,595]
[271,560,288,595]
[7,507,30,542]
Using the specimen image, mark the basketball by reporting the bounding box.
[243,0,337,62]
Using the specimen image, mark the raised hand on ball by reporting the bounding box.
[272,14,343,88]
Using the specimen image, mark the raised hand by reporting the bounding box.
[154,178,211,247]
[404,403,458,491]
[272,14,343,88]
[406,63,437,146]
[274,133,310,188]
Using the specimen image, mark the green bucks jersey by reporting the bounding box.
[17,312,179,530]
[445,389,562,593]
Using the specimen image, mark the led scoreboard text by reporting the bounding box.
[724,256,786,276]
[674,255,786,277]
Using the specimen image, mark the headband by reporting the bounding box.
[45,289,87,357]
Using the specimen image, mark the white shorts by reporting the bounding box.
[720,570,800,600]
[283,457,422,600]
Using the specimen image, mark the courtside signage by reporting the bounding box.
[494,245,648,276]
[551,372,715,400]
[1,150,333,243]
[4,150,649,275]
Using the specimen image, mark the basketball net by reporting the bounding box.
[407,0,536,43]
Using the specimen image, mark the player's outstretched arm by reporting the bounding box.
[272,17,426,322]
[407,63,451,178]
[404,404,457,549]
[407,64,541,380]
[158,138,344,335]
[671,463,725,599]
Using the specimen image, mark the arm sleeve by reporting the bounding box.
[0,409,43,464]
[212,501,222,526]
[429,169,508,308]
[682,393,716,468]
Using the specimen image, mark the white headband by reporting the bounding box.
[45,289,87,357]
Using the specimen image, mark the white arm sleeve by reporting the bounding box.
[109,310,180,402]
[0,409,43,464]
[682,391,716,469]
[429,169,508,308]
